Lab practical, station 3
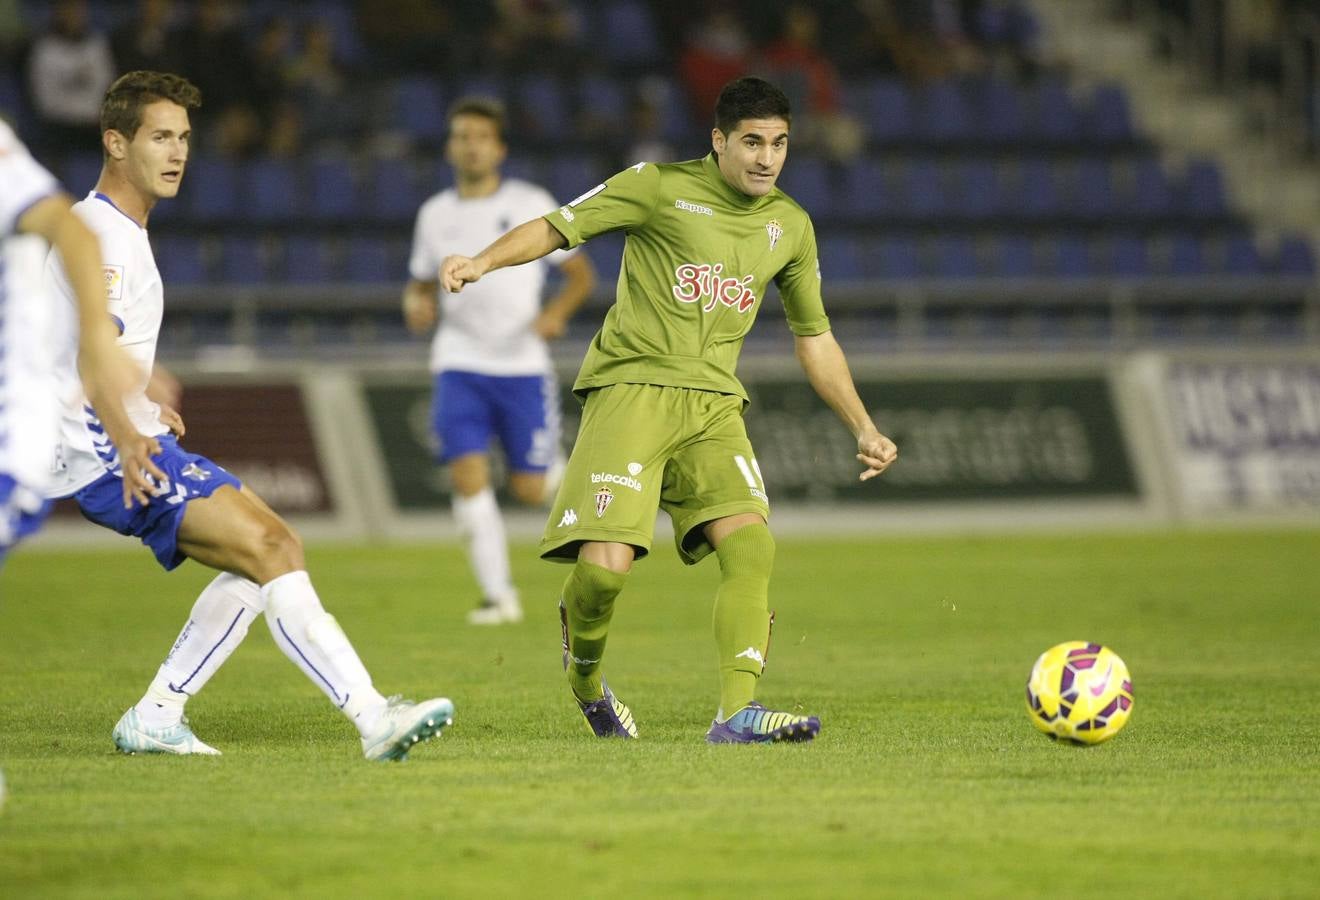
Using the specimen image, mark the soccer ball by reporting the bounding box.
[1025,641,1134,745]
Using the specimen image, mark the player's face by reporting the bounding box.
[119,100,191,201]
[446,114,506,181]
[712,118,789,198]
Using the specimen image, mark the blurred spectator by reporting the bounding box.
[249,16,301,157]
[0,0,26,68]
[483,0,585,73]
[25,0,115,155]
[173,0,262,157]
[286,19,363,154]
[111,0,180,74]
[678,10,752,124]
[625,77,680,166]
[760,3,864,161]
[354,0,455,74]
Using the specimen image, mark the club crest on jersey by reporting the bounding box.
[765,219,783,252]
[594,486,614,518]
[672,263,757,313]
[103,264,124,300]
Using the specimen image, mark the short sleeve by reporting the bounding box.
[543,162,659,249]
[0,122,61,236]
[76,205,132,332]
[774,214,830,336]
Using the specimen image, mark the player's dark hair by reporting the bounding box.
[101,71,201,143]
[448,96,507,142]
[714,76,792,135]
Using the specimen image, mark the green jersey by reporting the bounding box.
[544,153,830,403]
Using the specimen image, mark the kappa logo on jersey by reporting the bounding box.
[594,486,614,518]
[103,265,124,301]
[766,219,783,252]
[558,508,578,527]
[591,471,643,492]
[672,263,757,313]
[675,199,714,216]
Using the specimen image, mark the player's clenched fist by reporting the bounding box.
[857,429,898,481]
[440,254,485,293]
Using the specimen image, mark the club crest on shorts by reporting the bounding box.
[180,462,211,481]
[594,485,614,518]
[766,218,783,252]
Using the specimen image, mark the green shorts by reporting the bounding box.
[540,383,770,565]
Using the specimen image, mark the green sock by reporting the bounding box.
[712,523,775,720]
[559,559,628,703]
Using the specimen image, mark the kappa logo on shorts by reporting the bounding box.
[558,508,578,527]
[594,486,614,518]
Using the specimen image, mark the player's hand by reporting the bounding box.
[403,291,437,333]
[115,431,166,508]
[158,403,186,438]
[533,309,568,339]
[440,254,486,293]
[857,428,898,481]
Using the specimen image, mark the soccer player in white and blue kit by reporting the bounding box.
[403,97,596,625]
[44,71,453,761]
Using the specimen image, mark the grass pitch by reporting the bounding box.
[1,529,1317,898]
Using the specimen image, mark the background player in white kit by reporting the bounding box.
[403,97,597,625]
[1,118,156,811]
[44,71,453,761]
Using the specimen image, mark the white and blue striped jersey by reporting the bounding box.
[0,120,62,495]
[409,178,578,376]
[45,191,168,497]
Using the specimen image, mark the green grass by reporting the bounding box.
[2,530,1318,898]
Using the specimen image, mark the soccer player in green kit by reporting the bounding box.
[440,77,898,743]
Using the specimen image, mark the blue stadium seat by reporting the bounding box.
[956,160,1003,220]
[218,237,267,284]
[839,159,892,219]
[902,159,949,218]
[579,76,628,126]
[930,236,979,278]
[367,160,421,222]
[1221,235,1262,274]
[308,158,359,221]
[1051,236,1092,277]
[1276,235,1317,275]
[976,80,1027,141]
[1088,83,1134,141]
[1016,159,1061,218]
[776,157,832,216]
[501,154,541,186]
[597,1,662,65]
[152,236,207,285]
[1031,79,1083,142]
[994,236,1035,277]
[454,76,507,107]
[394,77,447,143]
[547,156,599,206]
[246,158,301,222]
[1127,158,1173,218]
[584,233,624,283]
[1072,159,1115,219]
[916,80,972,141]
[819,236,862,281]
[866,237,919,278]
[1109,235,1150,277]
[345,237,394,283]
[855,79,911,142]
[516,76,571,139]
[1180,159,1227,216]
[58,152,102,196]
[188,159,240,220]
[1166,233,1206,275]
[282,236,337,283]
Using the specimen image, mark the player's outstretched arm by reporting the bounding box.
[21,194,165,507]
[440,217,568,293]
[794,331,898,481]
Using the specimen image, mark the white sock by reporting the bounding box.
[134,572,264,729]
[262,571,388,738]
[453,487,517,605]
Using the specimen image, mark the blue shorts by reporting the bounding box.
[0,473,51,569]
[73,435,242,571]
[431,370,559,472]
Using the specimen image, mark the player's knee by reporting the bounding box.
[715,522,775,578]
[508,477,545,507]
[243,519,304,580]
[569,559,628,617]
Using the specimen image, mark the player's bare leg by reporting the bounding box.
[703,514,818,743]
[558,540,636,737]
[451,452,522,624]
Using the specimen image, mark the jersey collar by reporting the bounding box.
[702,153,774,209]
[91,191,146,230]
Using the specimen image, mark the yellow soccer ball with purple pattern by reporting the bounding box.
[1025,641,1134,745]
